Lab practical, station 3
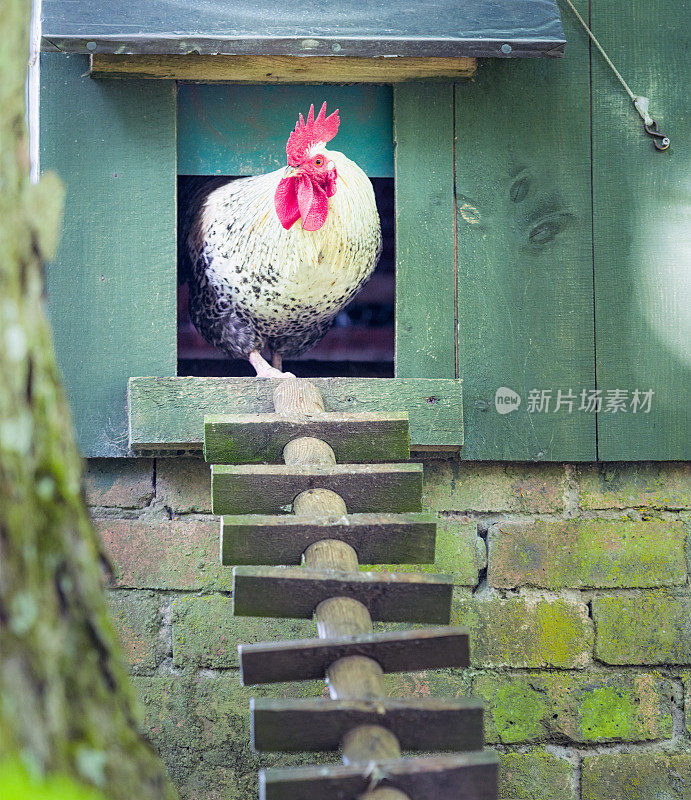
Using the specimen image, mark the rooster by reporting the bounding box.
[184,102,382,378]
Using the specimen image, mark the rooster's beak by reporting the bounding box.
[284,166,298,177]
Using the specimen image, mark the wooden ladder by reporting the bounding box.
[204,379,498,800]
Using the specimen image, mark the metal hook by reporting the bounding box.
[643,121,670,151]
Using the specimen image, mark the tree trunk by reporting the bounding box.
[0,3,177,798]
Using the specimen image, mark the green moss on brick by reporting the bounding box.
[133,674,328,800]
[171,594,314,669]
[362,519,484,586]
[578,463,690,511]
[593,592,691,665]
[156,457,212,513]
[498,749,575,799]
[488,519,687,589]
[107,590,160,674]
[581,752,691,800]
[423,462,566,514]
[475,672,670,744]
[452,595,593,668]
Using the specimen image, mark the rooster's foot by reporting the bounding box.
[248,350,295,380]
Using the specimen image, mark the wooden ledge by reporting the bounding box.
[91,54,477,83]
[128,377,463,452]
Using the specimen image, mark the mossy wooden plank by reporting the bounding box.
[454,7,596,460]
[178,84,393,178]
[251,697,484,752]
[239,626,469,684]
[222,512,436,565]
[394,83,457,379]
[40,54,177,456]
[129,377,463,450]
[212,463,423,514]
[233,566,453,622]
[591,0,689,459]
[204,412,410,464]
[92,54,477,82]
[261,752,499,800]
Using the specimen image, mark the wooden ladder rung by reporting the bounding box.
[221,512,437,565]
[251,697,485,752]
[204,412,410,463]
[233,566,453,623]
[239,626,469,685]
[211,463,423,515]
[260,751,499,800]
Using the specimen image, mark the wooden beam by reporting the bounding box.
[91,54,477,83]
[232,566,453,623]
[251,697,484,752]
[260,752,499,800]
[204,411,410,464]
[221,512,437,565]
[211,462,423,515]
[128,377,464,452]
[239,626,469,684]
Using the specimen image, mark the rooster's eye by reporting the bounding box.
[314,156,324,167]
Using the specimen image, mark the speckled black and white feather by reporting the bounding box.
[184,148,382,361]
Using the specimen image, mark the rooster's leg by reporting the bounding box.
[248,350,294,379]
[271,352,283,372]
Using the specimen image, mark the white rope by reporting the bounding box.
[562,0,654,126]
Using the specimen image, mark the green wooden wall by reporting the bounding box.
[40,54,177,456]
[41,1,688,460]
[454,1,688,460]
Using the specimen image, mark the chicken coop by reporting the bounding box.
[38,1,689,799]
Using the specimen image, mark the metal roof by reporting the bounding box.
[41,1,565,59]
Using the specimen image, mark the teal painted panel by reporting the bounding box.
[591,0,690,460]
[177,84,393,177]
[394,83,457,380]
[454,8,597,460]
[40,54,177,456]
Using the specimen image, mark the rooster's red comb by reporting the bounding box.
[286,102,340,166]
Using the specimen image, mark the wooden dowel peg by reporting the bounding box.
[293,488,347,516]
[284,436,336,466]
[274,379,325,415]
[342,725,401,765]
[305,539,359,571]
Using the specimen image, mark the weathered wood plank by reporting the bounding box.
[129,377,463,451]
[251,697,484,752]
[591,0,689,459]
[454,7,597,460]
[177,83,393,178]
[40,55,177,457]
[204,412,410,464]
[212,463,423,514]
[221,512,437,565]
[394,83,457,379]
[232,567,453,623]
[261,751,499,800]
[239,626,469,684]
[92,54,477,82]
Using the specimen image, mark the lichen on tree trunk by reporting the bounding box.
[0,3,177,798]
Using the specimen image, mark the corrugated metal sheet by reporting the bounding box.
[41,1,565,58]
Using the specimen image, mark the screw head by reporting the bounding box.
[86,41,97,51]
[501,43,512,54]
[332,42,342,52]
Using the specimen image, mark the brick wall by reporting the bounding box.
[87,458,691,800]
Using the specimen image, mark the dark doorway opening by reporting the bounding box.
[177,175,394,378]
